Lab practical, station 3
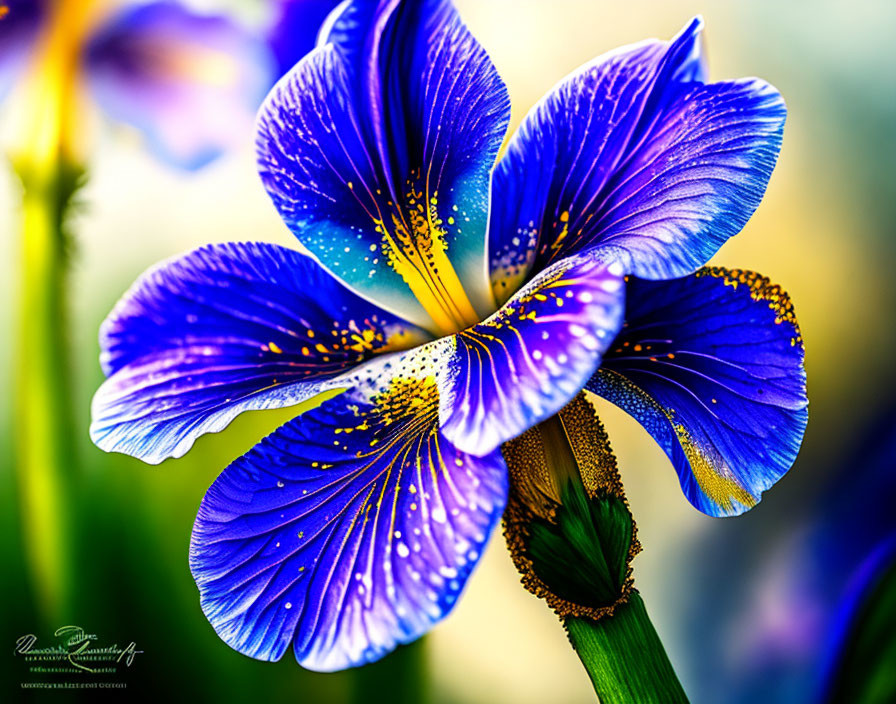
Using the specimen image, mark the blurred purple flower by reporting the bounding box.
[0,0,44,100]
[820,534,896,702]
[0,0,274,169]
[675,408,896,702]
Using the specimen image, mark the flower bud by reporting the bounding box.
[502,393,640,620]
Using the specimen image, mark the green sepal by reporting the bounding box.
[502,394,688,702]
[527,480,634,608]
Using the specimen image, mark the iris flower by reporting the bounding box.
[0,0,273,169]
[91,0,807,671]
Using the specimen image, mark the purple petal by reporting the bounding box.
[256,0,510,334]
[190,380,507,669]
[440,255,626,455]
[84,2,274,170]
[91,242,430,463]
[489,17,785,299]
[587,268,807,516]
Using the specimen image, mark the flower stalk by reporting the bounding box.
[14,162,81,623]
[565,594,688,704]
[10,0,93,623]
[503,393,689,702]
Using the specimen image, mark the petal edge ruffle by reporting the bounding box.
[587,268,807,516]
[489,17,785,299]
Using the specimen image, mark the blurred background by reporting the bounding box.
[1,0,894,701]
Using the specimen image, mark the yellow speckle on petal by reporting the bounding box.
[673,423,757,513]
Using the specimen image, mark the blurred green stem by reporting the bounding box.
[822,538,896,704]
[11,0,92,624]
[14,160,81,624]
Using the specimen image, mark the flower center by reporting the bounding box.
[377,178,483,336]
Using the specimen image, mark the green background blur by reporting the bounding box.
[2,1,895,701]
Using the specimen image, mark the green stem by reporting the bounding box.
[503,396,689,703]
[14,162,81,624]
[10,0,92,627]
[566,592,688,704]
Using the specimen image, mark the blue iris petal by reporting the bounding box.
[489,17,785,300]
[83,1,274,170]
[257,0,511,331]
[440,255,626,455]
[91,242,430,464]
[190,382,507,670]
[587,268,807,517]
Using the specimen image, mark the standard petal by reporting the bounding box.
[586,268,807,517]
[91,242,430,464]
[257,0,511,334]
[583,78,786,279]
[489,17,785,300]
[0,0,44,99]
[190,380,507,670]
[83,2,274,170]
